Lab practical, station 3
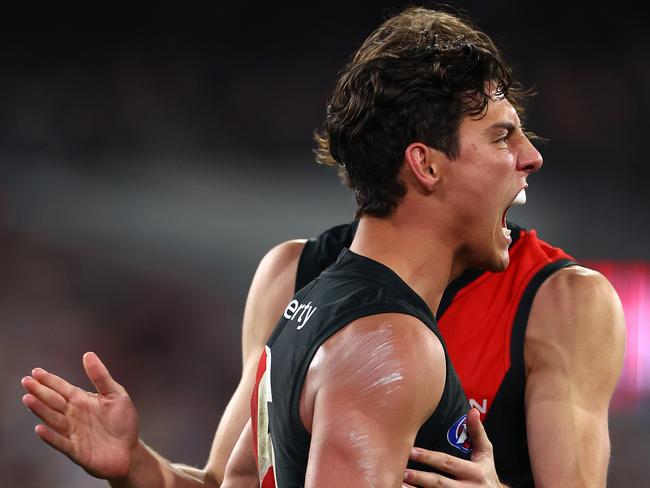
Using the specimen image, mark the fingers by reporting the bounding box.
[22,393,70,435]
[465,407,493,459]
[403,463,461,488]
[29,367,76,401]
[409,447,474,479]
[34,423,74,456]
[21,375,69,413]
[404,410,499,487]
[82,352,121,396]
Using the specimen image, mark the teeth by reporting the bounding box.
[503,227,511,238]
[512,189,526,206]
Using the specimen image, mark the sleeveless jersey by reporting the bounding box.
[252,249,471,487]
[294,221,576,488]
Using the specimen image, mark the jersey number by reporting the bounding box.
[252,346,276,487]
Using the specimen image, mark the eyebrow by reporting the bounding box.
[483,121,519,136]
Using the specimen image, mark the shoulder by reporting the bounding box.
[525,265,625,389]
[256,239,308,277]
[538,264,617,296]
[247,239,307,298]
[529,265,624,336]
[317,313,446,405]
[241,239,307,354]
[331,313,444,357]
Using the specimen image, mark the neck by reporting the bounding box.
[349,213,464,315]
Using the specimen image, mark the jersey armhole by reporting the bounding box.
[511,258,577,370]
[295,238,318,293]
[483,258,576,485]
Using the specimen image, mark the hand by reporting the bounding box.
[403,408,506,487]
[21,352,140,480]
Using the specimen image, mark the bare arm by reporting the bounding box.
[524,266,625,487]
[173,239,305,484]
[220,419,259,488]
[195,240,305,484]
[301,314,447,487]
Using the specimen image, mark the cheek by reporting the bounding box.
[481,153,516,193]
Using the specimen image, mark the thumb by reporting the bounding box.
[466,407,492,459]
[83,352,122,396]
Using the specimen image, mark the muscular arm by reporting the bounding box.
[177,240,306,485]
[524,266,625,488]
[300,314,447,487]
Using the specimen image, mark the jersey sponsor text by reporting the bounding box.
[283,299,318,329]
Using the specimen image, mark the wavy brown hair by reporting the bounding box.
[315,7,529,218]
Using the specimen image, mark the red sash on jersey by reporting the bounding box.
[438,229,574,421]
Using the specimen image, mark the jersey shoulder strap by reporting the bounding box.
[295,221,358,292]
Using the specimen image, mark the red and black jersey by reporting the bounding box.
[252,249,471,487]
[293,221,576,488]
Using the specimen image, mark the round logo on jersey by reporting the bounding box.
[446,414,472,454]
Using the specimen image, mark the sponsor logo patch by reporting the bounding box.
[446,414,472,454]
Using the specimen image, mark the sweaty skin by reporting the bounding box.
[298,315,446,487]
[315,316,445,486]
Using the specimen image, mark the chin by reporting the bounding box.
[490,249,510,272]
[484,231,511,272]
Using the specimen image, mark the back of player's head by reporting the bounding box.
[315,7,527,218]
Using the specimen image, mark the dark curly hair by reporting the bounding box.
[315,7,529,218]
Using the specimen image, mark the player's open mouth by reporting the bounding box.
[501,188,527,239]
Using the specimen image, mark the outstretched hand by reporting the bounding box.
[403,408,506,487]
[21,352,140,481]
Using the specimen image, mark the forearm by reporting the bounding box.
[174,464,219,484]
[109,441,217,488]
[203,361,258,484]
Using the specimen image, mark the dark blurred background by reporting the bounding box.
[1,2,648,486]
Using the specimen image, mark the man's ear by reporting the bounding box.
[404,142,440,192]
